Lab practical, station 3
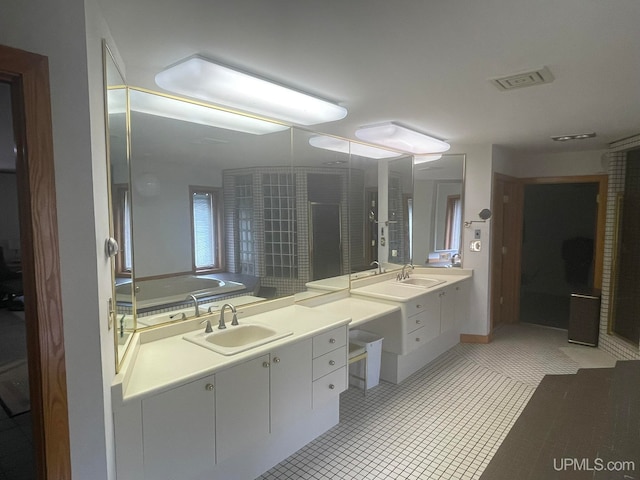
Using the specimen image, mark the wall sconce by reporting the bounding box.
[464,208,492,227]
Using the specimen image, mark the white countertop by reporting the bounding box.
[117,304,350,403]
[312,297,400,328]
[351,269,472,302]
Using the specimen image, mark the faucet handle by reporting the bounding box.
[199,318,213,333]
[207,305,219,313]
[231,312,239,326]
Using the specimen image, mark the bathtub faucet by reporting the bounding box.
[218,303,238,330]
[186,294,200,317]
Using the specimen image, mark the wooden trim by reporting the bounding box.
[460,333,493,344]
[1,44,71,478]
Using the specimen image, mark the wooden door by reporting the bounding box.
[0,44,70,479]
[491,174,523,329]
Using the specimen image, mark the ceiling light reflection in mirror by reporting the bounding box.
[356,122,450,154]
[309,135,401,159]
[155,56,347,125]
[128,89,288,135]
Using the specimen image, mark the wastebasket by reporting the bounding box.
[568,289,601,347]
[349,329,383,390]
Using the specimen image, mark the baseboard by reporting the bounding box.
[460,333,493,344]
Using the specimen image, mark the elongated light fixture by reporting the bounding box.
[155,56,348,126]
[355,122,450,154]
[309,135,401,159]
[414,154,443,164]
[129,89,288,135]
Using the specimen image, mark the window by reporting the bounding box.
[190,187,223,271]
[113,185,132,275]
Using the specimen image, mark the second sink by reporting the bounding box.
[401,277,445,288]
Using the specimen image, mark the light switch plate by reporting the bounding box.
[470,240,482,252]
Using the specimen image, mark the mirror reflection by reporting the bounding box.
[104,85,466,334]
[103,43,134,367]
[412,154,465,267]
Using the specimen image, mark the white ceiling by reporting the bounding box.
[97,0,640,154]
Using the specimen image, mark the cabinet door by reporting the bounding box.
[454,280,470,329]
[271,339,312,431]
[216,355,270,463]
[439,285,456,333]
[142,375,215,480]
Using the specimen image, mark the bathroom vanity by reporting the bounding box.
[111,268,471,479]
[112,304,352,480]
[350,268,472,383]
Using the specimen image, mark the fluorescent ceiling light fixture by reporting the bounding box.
[551,132,596,142]
[355,122,450,154]
[309,135,401,159]
[155,56,348,126]
[129,89,288,135]
[414,154,442,164]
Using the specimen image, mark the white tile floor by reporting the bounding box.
[257,323,617,480]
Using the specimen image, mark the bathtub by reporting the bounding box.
[116,274,246,309]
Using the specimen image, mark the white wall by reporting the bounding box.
[511,149,608,177]
[452,144,494,336]
[1,0,117,478]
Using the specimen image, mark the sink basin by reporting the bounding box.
[401,277,445,288]
[183,323,293,356]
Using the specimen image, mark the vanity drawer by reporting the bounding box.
[407,297,427,315]
[407,311,426,333]
[406,326,427,352]
[313,326,347,358]
[312,345,347,381]
[312,367,347,408]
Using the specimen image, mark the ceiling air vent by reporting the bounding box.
[490,66,554,91]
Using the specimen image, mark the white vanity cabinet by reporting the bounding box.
[141,375,216,480]
[270,338,313,431]
[215,354,270,463]
[114,320,349,480]
[311,326,348,407]
[353,277,470,384]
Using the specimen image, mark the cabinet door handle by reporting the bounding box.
[329,338,336,344]
[329,360,336,366]
[273,357,281,363]
[416,319,422,325]
[416,304,422,309]
[329,384,335,390]
[415,337,420,342]
[263,361,270,368]
[205,383,214,391]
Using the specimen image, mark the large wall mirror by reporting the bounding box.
[103,55,465,369]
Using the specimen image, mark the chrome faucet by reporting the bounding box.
[397,263,414,281]
[186,294,200,317]
[370,260,382,274]
[218,303,238,330]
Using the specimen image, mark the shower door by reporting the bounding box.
[309,203,342,281]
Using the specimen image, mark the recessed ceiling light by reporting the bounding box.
[355,123,450,154]
[551,132,596,142]
[155,56,348,126]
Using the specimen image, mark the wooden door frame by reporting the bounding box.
[1,44,71,479]
[490,173,608,333]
